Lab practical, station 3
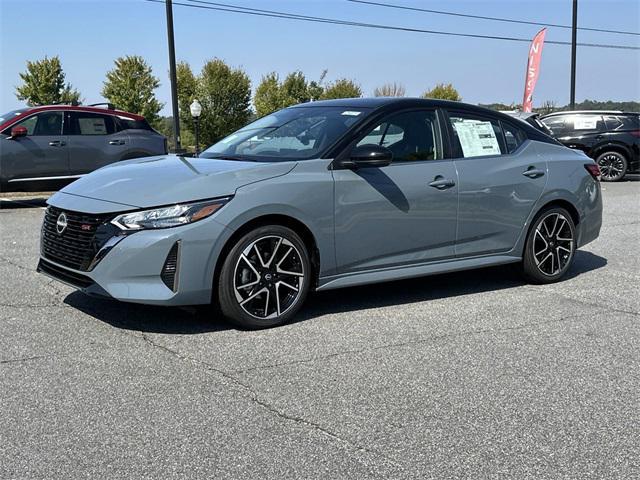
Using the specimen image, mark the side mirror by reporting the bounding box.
[341,144,393,169]
[9,126,28,139]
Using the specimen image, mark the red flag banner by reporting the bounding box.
[522,28,547,113]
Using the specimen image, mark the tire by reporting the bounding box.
[217,225,311,329]
[596,151,628,182]
[522,207,576,284]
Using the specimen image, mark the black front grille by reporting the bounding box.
[41,206,114,271]
[37,259,94,289]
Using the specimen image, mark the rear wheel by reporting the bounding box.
[596,151,627,182]
[522,207,576,284]
[217,225,311,329]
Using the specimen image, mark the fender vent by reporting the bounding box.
[161,241,180,292]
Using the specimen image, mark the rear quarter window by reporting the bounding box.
[117,118,153,131]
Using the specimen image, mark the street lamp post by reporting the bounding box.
[190,100,202,157]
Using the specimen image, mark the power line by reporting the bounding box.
[347,0,640,37]
[143,0,640,51]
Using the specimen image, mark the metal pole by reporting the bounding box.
[165,0,182,153]
[194,118,200,157]
[570,0,578,109]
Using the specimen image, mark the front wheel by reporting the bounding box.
[522,207,576,284]
[596,151,627,182]
[217,225,311,329]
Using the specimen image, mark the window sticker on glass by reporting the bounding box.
[573,116,599,130]
[78,117,107,135]
[341,111,361,116]
[453,121,501,157]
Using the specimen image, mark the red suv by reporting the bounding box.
[0,103,167,192]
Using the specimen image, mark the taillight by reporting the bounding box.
[584,163,601,181]
[630,130,640,138]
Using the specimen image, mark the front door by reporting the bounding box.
[333,109,458,274]
[1,110,69,188]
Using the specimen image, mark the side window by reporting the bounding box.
[69,112,114,135]
[541,115,567,136]
[14,111,63,136]
[566,114,605,133]
[501,121,528,154]
[604,115,623,130]
[448,112,505,158]
[357,110,442,162]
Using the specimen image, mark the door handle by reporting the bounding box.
[109,139,125,146]
[522,167,545,179]
[48,140,66,147]
[428,177,456,189]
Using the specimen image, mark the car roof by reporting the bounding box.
[21,104,145,120]
[542,110,639,117]
[0,104,146,132]
[292,97,520,117]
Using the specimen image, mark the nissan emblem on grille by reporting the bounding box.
[56,213,68,234]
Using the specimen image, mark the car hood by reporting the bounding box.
[57,155,296,209]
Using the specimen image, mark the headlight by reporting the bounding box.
[111,197,230,231]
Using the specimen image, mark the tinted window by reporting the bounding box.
[501,121,527,153]
[357,110,441,161]
[566,114,606,133]
[448,113,505,158]
[69,112,114,135]
[541,115,568,136]
[13,111,63,136]
[604,114,639,130]
[117,118,152,131]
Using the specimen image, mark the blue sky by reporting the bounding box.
[1,0,638,115]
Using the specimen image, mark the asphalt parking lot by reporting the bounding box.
[1,178,638,479]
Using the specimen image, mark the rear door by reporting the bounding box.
[445,110,547,257]
[1,110,69,186]
[66,112,129,174]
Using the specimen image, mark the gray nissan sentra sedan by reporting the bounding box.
[38,98,602,328]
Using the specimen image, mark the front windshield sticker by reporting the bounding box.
[341,111,362,116]
[454,121,501,157]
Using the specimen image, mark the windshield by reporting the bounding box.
[0,108,28,125]
[200,106,370,161]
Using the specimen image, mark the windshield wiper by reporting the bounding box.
[203,154,254,161]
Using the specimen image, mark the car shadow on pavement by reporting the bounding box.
[64,250,607,334]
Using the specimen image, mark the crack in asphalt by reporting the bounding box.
[133,331,405,477]
[228,313,589,375]
[0,354,52,365]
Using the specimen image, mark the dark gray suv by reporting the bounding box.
[0,104,167,192]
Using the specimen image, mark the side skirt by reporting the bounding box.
[317,254,522,291]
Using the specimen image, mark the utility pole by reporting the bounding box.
[165,0,182,153]
[570,0,578,109]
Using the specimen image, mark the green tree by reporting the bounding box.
[321,78,362,100]
[254,72,283,118]
[175,61,198,149]
[15,56,81,106]
[177,59,252,148]
[102,55,163,126]
[373,82,406,97]
[421,83,462,101]
[253,71,320,117]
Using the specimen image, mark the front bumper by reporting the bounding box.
[38,213,234,306]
